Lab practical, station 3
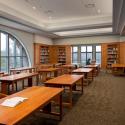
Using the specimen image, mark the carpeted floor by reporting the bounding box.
[18,72,125,125]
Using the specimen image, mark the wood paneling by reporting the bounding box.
[49,46,57,64]
[101,43,107,69]
[120,42,125,64]
[34,43,40,65]
[66,45,71,64]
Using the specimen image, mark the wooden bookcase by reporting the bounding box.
[34,43,71,65]
[107,43,119,69]
[34,43,51,65]
[40,46,50,64]
[57,47,66,64]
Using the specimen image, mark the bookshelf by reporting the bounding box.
[34,43,71,65]
[40,46,50,64]
[107,44,119,69]
[58,47,66,65]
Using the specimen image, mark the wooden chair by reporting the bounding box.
[0,73,18,94]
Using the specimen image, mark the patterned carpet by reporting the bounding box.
[18,72,125,125]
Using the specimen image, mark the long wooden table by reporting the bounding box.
[84,64,100,76]
[0,72,39,94]
[0,72,4,76]
[10,67,36,74]
[72,68,93,85]
[38,68,61,82]
[62,64,75,74]
[112,64,125,75]
[44,74,84,108]
[0,86,63,124]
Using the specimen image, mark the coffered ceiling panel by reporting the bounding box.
[0,0,113,37]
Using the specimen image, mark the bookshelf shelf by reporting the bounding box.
[107,44,119,69]
[58,47,66,65]
[40,46,50,64]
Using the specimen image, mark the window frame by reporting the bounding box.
[0,30,30,72]
[72,44,101,65]
[72,46,79,63]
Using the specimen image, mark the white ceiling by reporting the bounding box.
[0,0,113,37]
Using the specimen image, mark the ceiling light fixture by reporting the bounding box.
[48,16,52,20]
[32,6,36,10]
[85,4,95,8]
[97,9,101,14]
[53,28,112,36]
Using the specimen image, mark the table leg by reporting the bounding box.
[81,78,84,94]
[86,73,89,85]
[54,70,58,77]
[11,82,15,93]
[92,69,94,81]
[36,74,39,86]
[28,77,32,87]
[41,93,63,120]
[69,86,73,108]
[1,82,7,94]
[22,80,24,89]
[59,94,62,120]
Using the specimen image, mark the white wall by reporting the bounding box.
[53,35,121,45]
[34,34,53,45]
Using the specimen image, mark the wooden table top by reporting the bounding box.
[112,64,125,68]
[45,74,84,85]
[62,64,75,68]
[84,64,99,68]
[0,72,4,74]
[38,68,60,72]
[0,86,63,125]
[0,72,38,82]
[72,68,93,73]
[10,67,36,71]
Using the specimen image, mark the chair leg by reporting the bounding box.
[7,84,10,95]
[15,82,18,91]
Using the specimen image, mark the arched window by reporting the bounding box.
[0,31,30,72]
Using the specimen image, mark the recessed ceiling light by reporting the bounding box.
[97,9,101,14]
[48,16,52,19]
[32,6,36,10]
[85,4,95,8]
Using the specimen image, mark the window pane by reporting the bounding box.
[87,46,92,52]
[73,46,78,52]
[96,53,101,63]
[1,33,8,56]
[22,49,27,56]
[23,57,29,67]
[87,53,92,60]
[72,53,78,63]
[9,36,15,56]
[96,45,101,52]
[16,42,22,56]
[16,57,22,67]
[81,46,86,52]
[0,31,30,73]
[81,53,86,64]
[9,57,15,69]
[1,57,8,72]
